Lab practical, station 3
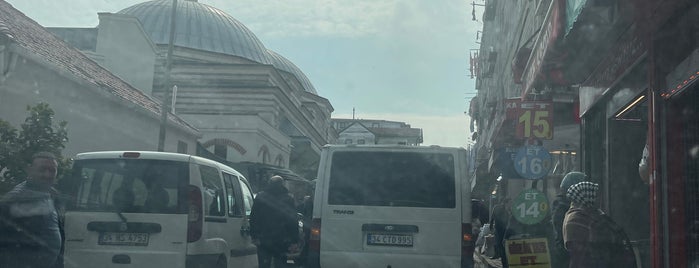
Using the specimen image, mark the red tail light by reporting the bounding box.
[187,185,203,242]
[309,218,321,252]
[305,218,321,268]
[461,223,475,268]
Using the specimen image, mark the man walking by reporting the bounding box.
[0,152,65,268]
[250,175,299,268]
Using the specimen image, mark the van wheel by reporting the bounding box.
[216,255,227,268]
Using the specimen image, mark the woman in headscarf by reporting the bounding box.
[562,181,610,268]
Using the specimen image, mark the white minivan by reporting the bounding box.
[60,151,257,268]
[307,145,475,268]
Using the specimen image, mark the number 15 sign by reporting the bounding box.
[513,101,553,140]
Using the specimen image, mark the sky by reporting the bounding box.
[6,0,482,147]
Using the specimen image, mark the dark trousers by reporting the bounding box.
[257,244,288,268]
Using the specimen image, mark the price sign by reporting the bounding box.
[514,145,552,179]
[515,101,553,140]
[505,237,552,268]
[511,188,549,225]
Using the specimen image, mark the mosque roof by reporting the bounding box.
[267,50,317,94]
[119,0,321,94]
[118,0,273,64]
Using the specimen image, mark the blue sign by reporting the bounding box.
[514,146,552,179]
[494,147,524,179]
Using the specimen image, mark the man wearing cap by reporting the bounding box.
[550,172,586,268]
[250,175,299,268]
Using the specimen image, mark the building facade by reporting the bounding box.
[332,118,423,146]
[471,0,699,267]
[49,0,336,180]
[0,1,200,157]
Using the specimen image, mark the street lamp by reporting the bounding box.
[157,0,178,151]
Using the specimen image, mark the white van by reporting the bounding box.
[306,145,475,268]
[61,151,257,268]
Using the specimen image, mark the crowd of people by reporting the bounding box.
[478,171,637,268]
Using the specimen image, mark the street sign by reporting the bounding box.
[514,101,554,140]
[511,188,549,225]
[514,145,552,179]
[495,147,525,179]
[505,237,552,268]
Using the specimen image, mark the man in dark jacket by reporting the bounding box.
[550,172,586,268]
[0,152,65,268]
[250,175,299,268]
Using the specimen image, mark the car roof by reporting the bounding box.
[74,151,245,178]
[322,144,466,153]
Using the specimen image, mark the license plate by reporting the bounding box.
[367,234,413,247]
[98,232,149,246]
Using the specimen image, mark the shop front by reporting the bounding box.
[649,3,699,267]
[579,22,651,267]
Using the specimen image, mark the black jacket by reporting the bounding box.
[249,184,299,252]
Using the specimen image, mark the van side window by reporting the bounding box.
[239,180,254,216]
[200,165,225,216]
[223,172,244,217]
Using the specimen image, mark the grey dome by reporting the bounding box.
[268,50,317,94]
[118,0,272,64]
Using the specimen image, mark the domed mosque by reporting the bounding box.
[51,0,335,181]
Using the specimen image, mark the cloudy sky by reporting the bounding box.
[6,0,482,147]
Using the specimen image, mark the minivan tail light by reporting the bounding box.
[305,218,321,268]
[461,223,475,268]
[187,185,203,243]
[309,218,321,251]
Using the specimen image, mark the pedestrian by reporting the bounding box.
[250,175,299,268]
[550,172,586,268]
[0,152,65,268]
[563,181,636,268]
[490,197,512,268]
[296,180,315,266]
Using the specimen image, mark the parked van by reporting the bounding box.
[60,151,257,268]
[307,145,475,268]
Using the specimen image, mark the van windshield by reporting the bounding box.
[328,151,456,208]
[64,159,189,214]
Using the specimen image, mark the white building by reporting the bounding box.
[49,0,336,179]
[332,119,423,146]
[0,1,200,157]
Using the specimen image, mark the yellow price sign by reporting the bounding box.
[515,101,553,140]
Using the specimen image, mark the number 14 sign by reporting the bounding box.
[512,101,553,140]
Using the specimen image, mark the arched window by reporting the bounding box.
[258,145,271,164]
[201,138,247,160]
[274,154,284,167]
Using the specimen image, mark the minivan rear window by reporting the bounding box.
[328,151,456,208]
[65,159,189,214]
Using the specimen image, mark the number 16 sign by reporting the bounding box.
[514,145,552,179]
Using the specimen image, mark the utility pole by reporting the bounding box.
[157,0,178,151]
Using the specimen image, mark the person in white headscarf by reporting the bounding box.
[563,181,636,268]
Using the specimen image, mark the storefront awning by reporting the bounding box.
[521,0,563,98]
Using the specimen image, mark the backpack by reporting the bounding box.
[589,211,638,268]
